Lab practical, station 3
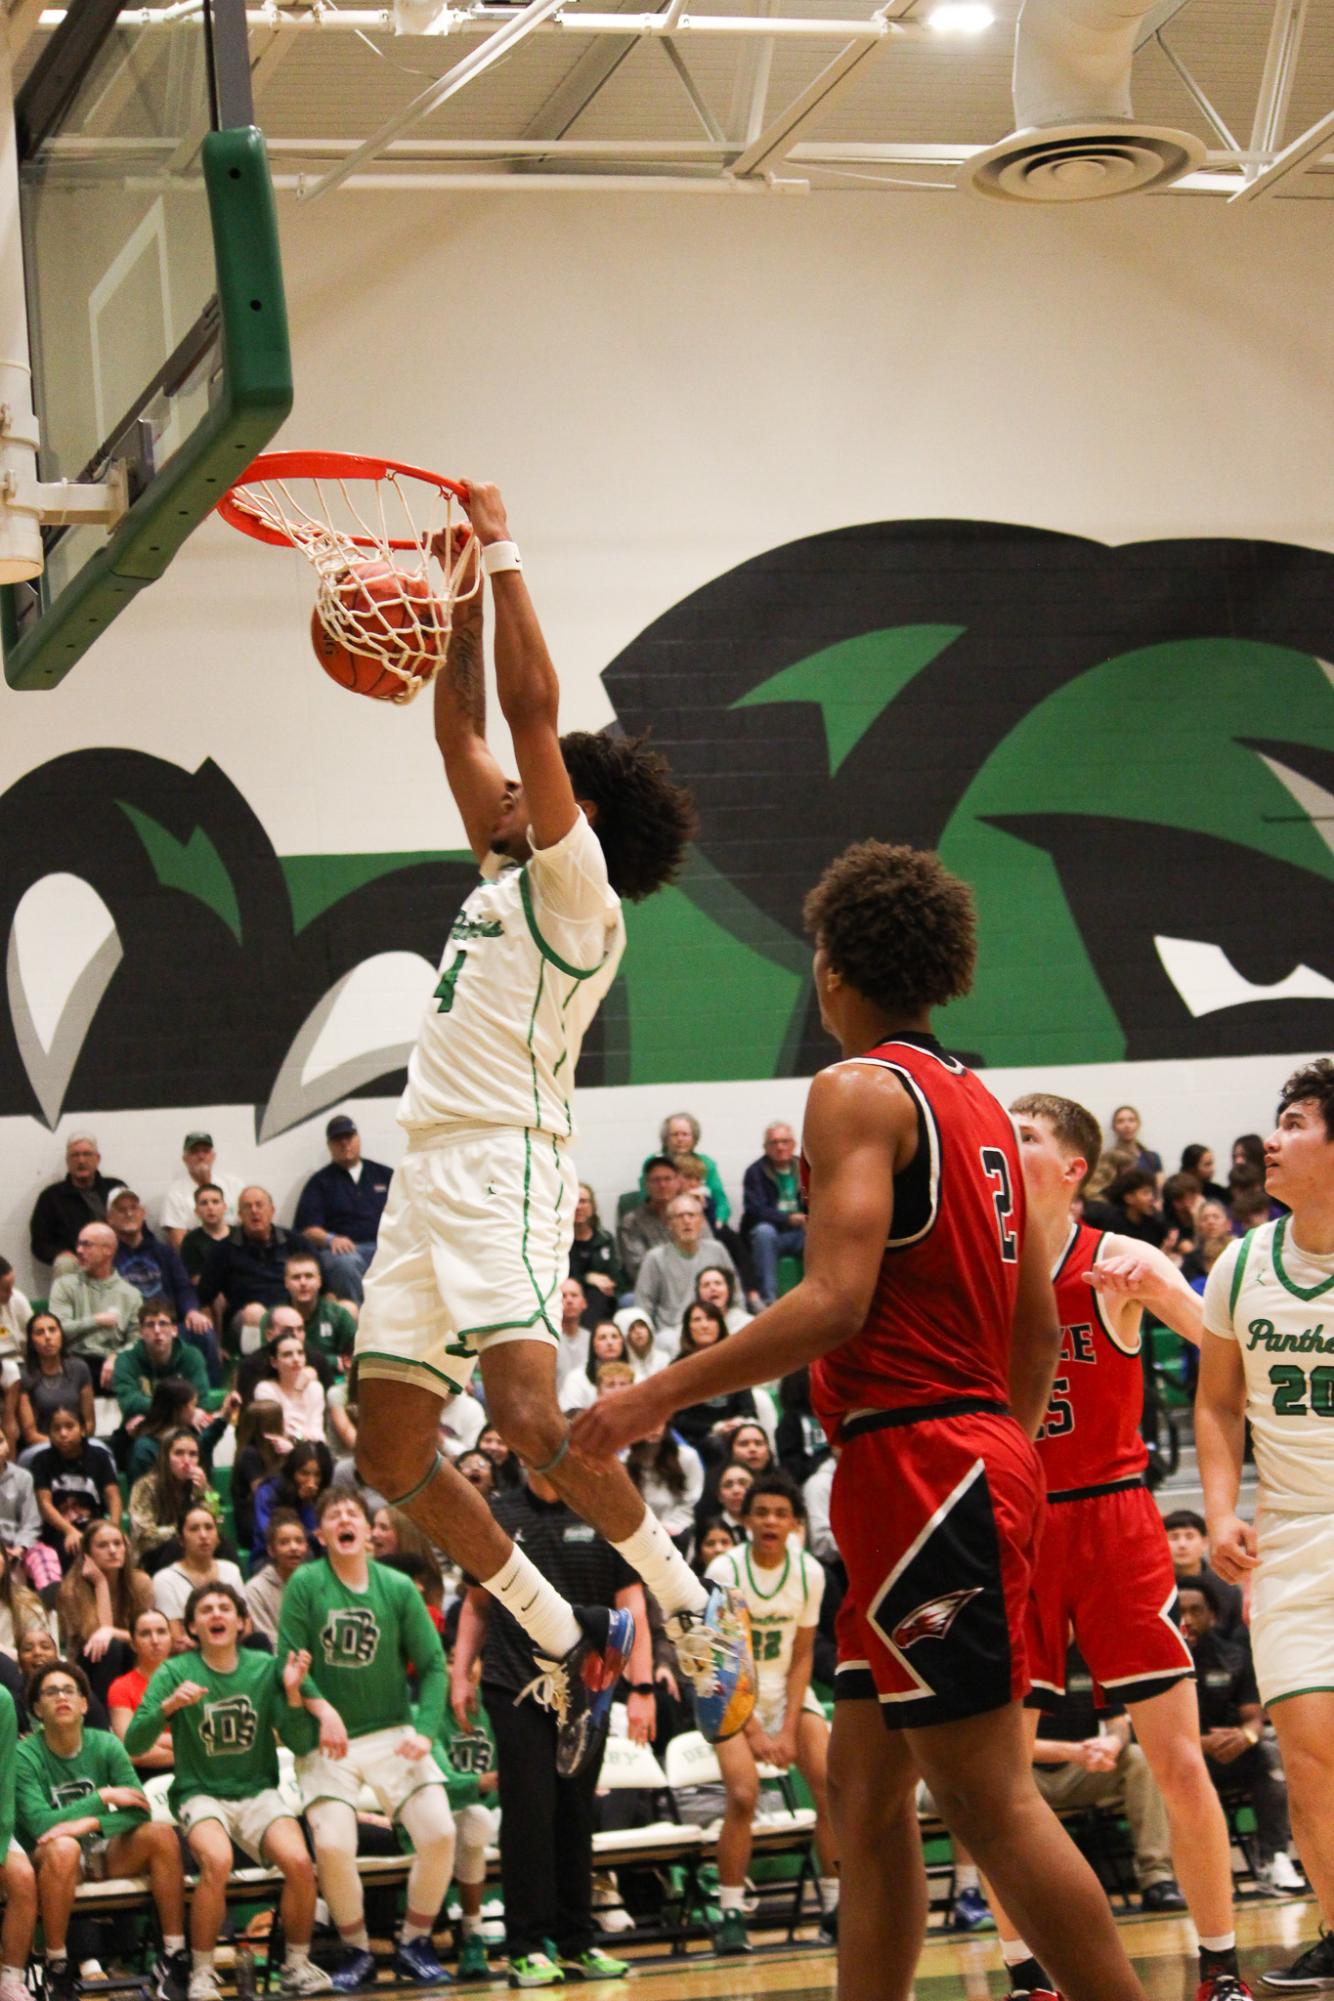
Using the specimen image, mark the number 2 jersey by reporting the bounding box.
[809,1034,1026,1437]
[125,1649,318,1819]
[1034,1221,1148,1495]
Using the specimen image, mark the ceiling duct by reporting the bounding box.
[964,0,1205,203]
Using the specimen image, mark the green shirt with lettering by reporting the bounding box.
[124,1649,318,1819]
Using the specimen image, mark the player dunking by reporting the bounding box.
[354,482,754,1771]
[1196,1060,1334,1992]
[575,841,1146,2001]
[988,1095,1249,2001]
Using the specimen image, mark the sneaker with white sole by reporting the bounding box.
[1260,1853,1306,1896]
[188,1975,223,2001]
[280,1960,335,1995]
[518,1607,635,1777]
[667,1585,756,1742]
[508,1954,565,1989]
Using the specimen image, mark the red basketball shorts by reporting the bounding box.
[830,1405,1044,1729]
[1023,1481,1193,1707]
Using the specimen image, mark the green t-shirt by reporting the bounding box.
[124,1648,319,1819]
[16,1728,148,1846]
[432,1702,497,1812]
[278,1558,446,1742]
[260,1297,356,1365]
[0,1687,16,1854]
[773,1166,799,1214]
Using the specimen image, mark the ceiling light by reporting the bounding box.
[926,4,995,33]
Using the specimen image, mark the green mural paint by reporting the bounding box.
[117,801,243,944]
[730,626,964,776]
[282,851,472,934]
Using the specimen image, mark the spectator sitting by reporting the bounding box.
[1178,1574,1301,1894]
[238,1304,337,1412]
[1159,1173,1203,1258]
[617,1156,685,1287]
[1087,1168,1169,1248]
[16,1312,95,1461]
[198,1186,307,1356]
[49,1223,143,1387]
[244,1507,310,1648]
[263,1252,356,1376]
[28,1132,125,1273]
[177,1182,232,1288]
[152,1502,245,1648]
[1182,1203,1235,1285]
[370,1506,444,1598]
[695,1264,752,1335]
[252,1326,327,1446]
[694,1460,754,1546]
[694,1518,742,1573]
[0,1429,56,1601]
[636,1195,737,1336]
[128,1427,220,1566]
[158,1132,244,1249]
[126,1379,235,1485]
[1180,1145,1230,1206]
[106,1192,220,1383]
[615,1309,667,1381]
[33,1405,120,1566]
[569,1184,626,1307]
[0,1257,30,1366]
[741,1122,805,1307]
[1231,1132,1267,1179]
[727,1420,775,1479]
[803,1454,836,1563]
[57,1518,153,1703]
[642,1113,732,1226]
[1229,1169,1278,1233]
[456,1450,494,1496]
[108,1606,175,1771]
[776,1367,831,1486]
[292,1113,391,1306]
[625,1423,704,1554]
[1028,1641,1183,1913]
[476,1425,523,1494]
[555,1278,598,1387]
[1109,1105,1162,1179]
[16,1623,113,1735]
[251,1439,333,1568]
[111,1298,213,1447]
[1162,1510,1244,1639]
[231,1402,288,1554]
[559,1324,631,1413]
[0,1538,46,1654]
[670,1304,758,1454]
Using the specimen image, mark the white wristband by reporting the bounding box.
[481,539,522,575]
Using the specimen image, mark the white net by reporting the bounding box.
[226,466,481,704]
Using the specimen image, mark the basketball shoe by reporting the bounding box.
[518,1605,636,1776]
[1263,1935,1334,1991]
[667,1585,756,1741]
[1198,1975,1253,2001]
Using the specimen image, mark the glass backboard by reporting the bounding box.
[1,0,292,690]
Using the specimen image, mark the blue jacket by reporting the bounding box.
[741,1157,806,1236]
[293,1159,392,1243]
[114,1227,201,1319]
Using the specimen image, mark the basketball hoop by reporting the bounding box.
[219,451,479,704]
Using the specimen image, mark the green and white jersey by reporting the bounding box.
[706,1542,824,1693]
[123,1649,318,1819]
[398,812,624,1143]
[1205,1219,1334,1514]
[15,1728,147,1846]
[278,1557,446,1742]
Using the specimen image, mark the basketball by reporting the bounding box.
[310,559,446,701]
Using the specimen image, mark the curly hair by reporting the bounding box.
[802,840,977,1016]
[1278,1058,1334,1139]
[560,730,697,903]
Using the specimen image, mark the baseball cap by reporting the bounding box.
[326,1115,358,1139]
[183,1131,213,1151]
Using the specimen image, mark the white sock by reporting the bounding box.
[164,1937,186,1958]
[818,1877,840,1911]
[483,1547,582,1659]
[460,1916,484,1939]
[399,1921,431,1945]
[611,1509,708,1619]
[191,1952,215,1976]
[340,1927,370,1954]
[718,1886,746,1912]
[1002,1939,1035,1968]
[1200,1935,1236,1955]
[956,1864,980,1892]
[284,1948,311,1971]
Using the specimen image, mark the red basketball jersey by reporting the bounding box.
[1032,1220,1147,1493]
[809,1034,1025,1436]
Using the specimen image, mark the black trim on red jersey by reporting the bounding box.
[874,1031,967,1075]
[841,1397,1011,1441]
[848,1056,939,1246]
[1055,1223,1137,1357]
[1046,1473,1145,1505]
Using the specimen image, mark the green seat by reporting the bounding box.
[777,1255,802,1297]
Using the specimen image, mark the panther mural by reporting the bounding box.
[1,522,1329,1133]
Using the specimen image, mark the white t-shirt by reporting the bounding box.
[1204,1218,1334,1514]
[0,1288,31,1361]
[153,1558,246,1623]
[398,812,625,1143]
[160,1169,246,1232]
[706,1541,824,1696]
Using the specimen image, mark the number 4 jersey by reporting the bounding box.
[809,1033,1026,1436]
[1205,1218,1334,1513]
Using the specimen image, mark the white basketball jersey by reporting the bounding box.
[706,1543,824,1694]
[398,811,625,1142]
[1205,1218,1334,1514]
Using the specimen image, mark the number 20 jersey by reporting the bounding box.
[809,1034,1026,1437]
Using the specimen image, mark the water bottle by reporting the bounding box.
[235,1946,257,2001]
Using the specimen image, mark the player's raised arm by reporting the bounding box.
[432,527,508,864]
[571,1063,910,1460]
[464,481,581,854]
[1084,1238,1205,1347]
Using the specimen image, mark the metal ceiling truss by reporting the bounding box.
[19,0,1334,197]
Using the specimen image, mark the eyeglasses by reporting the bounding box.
[39,1682,81,1700]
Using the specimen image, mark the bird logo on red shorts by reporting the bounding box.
[891,1587,983,1650]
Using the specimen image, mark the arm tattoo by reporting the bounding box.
[443,617,485,735]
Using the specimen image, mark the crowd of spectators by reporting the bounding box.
[0,1100,1302,1979]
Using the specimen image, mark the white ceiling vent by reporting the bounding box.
[964,0,1205,202]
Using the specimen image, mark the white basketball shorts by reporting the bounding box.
[1251,1508,1334,1707]
[178,1789,296,1865]
[297,1723,449,1820]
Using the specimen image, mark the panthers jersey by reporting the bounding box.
[398,811,625,1143]
[1206,1220,1334,1514]
[125,1649,317,1818]
[1034,1222,1147,1494]
[277,1557,447,1740]
[705,1542,824,1695]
